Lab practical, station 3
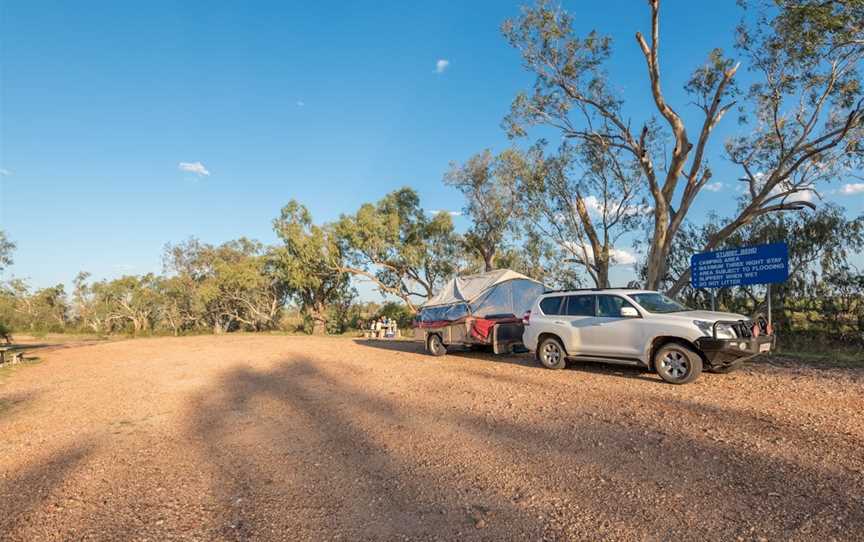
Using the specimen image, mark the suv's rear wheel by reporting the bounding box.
[654,343,702,384]
[537,336,567,369]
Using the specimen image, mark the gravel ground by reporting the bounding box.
[1,335,862,541]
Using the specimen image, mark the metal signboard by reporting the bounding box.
[691,242,789,289]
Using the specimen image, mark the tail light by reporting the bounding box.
[522,310,531,325]
[766,322,774,335]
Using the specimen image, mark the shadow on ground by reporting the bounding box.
[0,443,97,537]
[354,338,661,383]
[183,354,864,540]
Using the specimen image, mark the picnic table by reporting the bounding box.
[0,346,24,365]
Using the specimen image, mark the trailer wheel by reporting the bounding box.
[427,334,447,356]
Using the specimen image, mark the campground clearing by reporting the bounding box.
[1,335,862,541]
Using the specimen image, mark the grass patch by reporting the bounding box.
[772,346,863,368]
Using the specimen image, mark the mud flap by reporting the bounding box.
[492,324,505,355]
[492,323,525,355]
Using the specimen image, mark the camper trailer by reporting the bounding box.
[414,269,546,356]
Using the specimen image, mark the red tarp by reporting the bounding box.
[470,318,496,341]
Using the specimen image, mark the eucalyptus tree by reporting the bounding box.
[445,149,523,272]
[272,200,353,334]
[513,140,646,288]
[164,237,289,333]
[334,187,460,312]
[503,0,864,293]
[89,274,163,334]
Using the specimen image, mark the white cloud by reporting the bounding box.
[296,100,305,107]
[841,183,864,195]
[563,241,637,266]
[429,209,462,216]
[786,189,813,203]
[582,195,604,215]
[758,176,814,203]
[178,161,210,177]
[610,247,637,265]
[704,182,723,192]
[0,168,11,176]
[580,195,651,217]
[435,59,450,74]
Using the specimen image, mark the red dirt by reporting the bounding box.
[1,335,862,540]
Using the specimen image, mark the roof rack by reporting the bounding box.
[543,287,644,293]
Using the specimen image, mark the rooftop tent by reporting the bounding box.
[419,269,546,323]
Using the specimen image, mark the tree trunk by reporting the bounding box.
[595,250,610,289]
[645,205,670,290]
[665,210,758,297]
[310,304,327,335]
[311,319,326,335]
[482,248,495,272]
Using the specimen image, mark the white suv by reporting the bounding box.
[522,289,775,384]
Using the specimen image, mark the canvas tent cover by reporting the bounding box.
[418,269,546,324]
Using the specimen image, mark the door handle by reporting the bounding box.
[554,321,566,325]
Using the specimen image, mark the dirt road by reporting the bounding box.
[1,335,862,541]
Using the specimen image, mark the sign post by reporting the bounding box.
[691,242,789,320]
[767,284,772,327]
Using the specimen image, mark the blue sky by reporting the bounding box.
[2,0,862,296]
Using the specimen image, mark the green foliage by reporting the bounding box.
[0,279,70,333]
[501,2,615,140]
[660,207,864,346]
[273,200,354,334]
[503,0,863,293]
[509,140,646,288]
[162,237,288,334]
[727,0,864,203]
[0,231,14,272]
[334,188,460,310]
[0,231,14,337]
[445,150,521,272]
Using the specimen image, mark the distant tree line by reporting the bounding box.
[1,0,862,346]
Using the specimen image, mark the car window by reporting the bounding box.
[565,295,595,316]
[539,296,564,316]
[628,292,688,313]
[597,295,636,317]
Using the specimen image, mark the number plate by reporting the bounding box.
[759,343,771,353]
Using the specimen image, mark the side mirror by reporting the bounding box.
[620,306,639,318]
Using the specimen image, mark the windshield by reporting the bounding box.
[628,293,689,313]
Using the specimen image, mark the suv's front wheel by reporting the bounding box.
[653,343,703,384]
[537,336,567,369]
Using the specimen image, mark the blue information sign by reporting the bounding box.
[691,242,789,289]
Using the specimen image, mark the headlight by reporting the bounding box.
[714,323,737,339]
[694,320,737,339]
[694,320,713,336]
